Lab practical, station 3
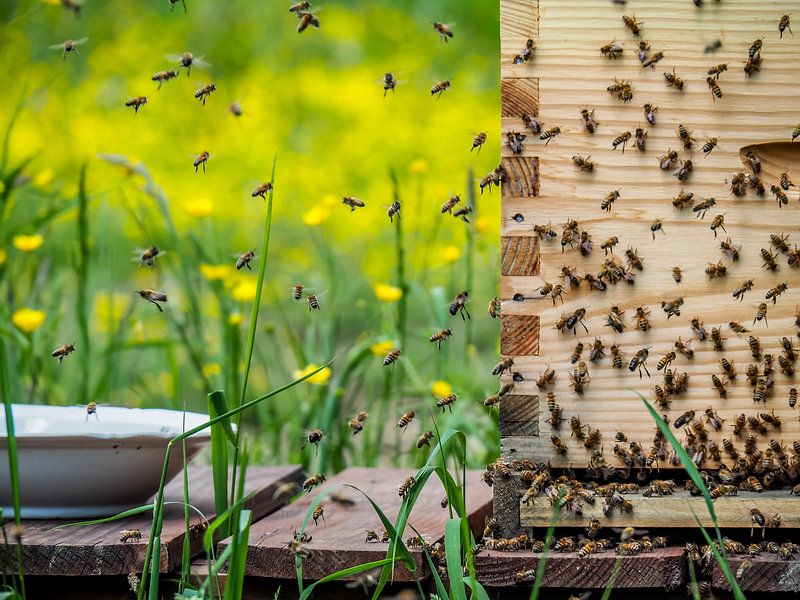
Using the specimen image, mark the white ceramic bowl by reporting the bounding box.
[0,404,212,519]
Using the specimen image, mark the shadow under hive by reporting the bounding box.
[495,0,800,535]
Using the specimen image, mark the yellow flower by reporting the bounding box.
[11,308,46,334]
[293,363,332,385]
[431,380,453,398]
[200,263,232,281]
[442,244,461,263]
[228,312,243,326]
[475,216,491,235]
[202,363,222,378]
[12,234,44,252]
[374,283,403,303]
[183,198,214,218]
[0,249,6,265]
[409,158,428,175]
[231,279,258,302]
[370,340,395,356]
[302,205,330,227]
[33,169,54,188]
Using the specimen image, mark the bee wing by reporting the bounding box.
[73,37,89,46]
[50,42,66,50]
[191,56,212,69]
[166,53,185,63]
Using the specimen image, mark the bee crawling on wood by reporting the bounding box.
[643,51,664,68]
[507,131,526,154]
[607,79,633,102]
[636,40,651,64]
[701,137,718,156]
[579,108,599,134]
[659,149,679,170]
[706,77,723,101]
[522,113,542,135]
[628,347,651,378]
[674,160,692,182]
[611,131,631,153]
[708,63,728,79]
[779,15,792,38]
[600,40,623,59]
[540,127,561,145]
[487,297,500,319]
[513,38,536,64]
[622,14,643,36]
[663,67,685,90]
[650,218,665,239]
[634,127,647,151]
[398,476,416,499]
[120,529,143,543]
[572,154,595,172]
[643,103,657,125]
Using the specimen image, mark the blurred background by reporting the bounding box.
[0,0,501,471]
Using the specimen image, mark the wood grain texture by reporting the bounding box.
[712,554,800,592]
[497,0,800,489]
[501,315,540,355]
[475,546,686,589]
[499,394,539,437]
[225,467,493,581]
[502,157,540,197]
[0,466,302,576]
[502,236,541,276]
[501,78,539,118]
[500,0,538,40]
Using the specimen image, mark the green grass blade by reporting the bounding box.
[203,491,258,553]
[208,392,230,531]
[223,509,252,600]
[298,558,396,600]
[599,556,624,600]
[75,162,91,403]
[420,545,450,600]
[463,576,491,600]
[50,505,155,529]
[444,519,466,600]
[529,503,561,600]
[686,556,701,600]
[694,514,746,600]
[208,390,236,446]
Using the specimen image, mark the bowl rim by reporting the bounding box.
[0,404,215,444]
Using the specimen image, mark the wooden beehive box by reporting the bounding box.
[495,0,800,535]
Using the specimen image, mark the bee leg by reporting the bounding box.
[149,300,163,312]
[464,306,471,320]
[58,356,64,365]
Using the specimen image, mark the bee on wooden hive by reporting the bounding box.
[342,196,365,212]
[779,15,792,38]
[606,306,625,333]
[625,247,643,271]
[506,131,526,154]
[643,103,657,125]
[744,53,762,77]
[659,149,678,170]
[693,197,716,219]
[751,508,766,538]
[705,260,727,278]
[579,231,593,257]
[707,63,728,79]
[449,290,470,320]
[663,67,685,90]
[779,354,794,376]
[565,307,588,335]
[546,403,564,428]
[730,172,747,196]
[720,238,740,262]
[611,130,631,153]
[761,248,779,271]
[629,347,651,378]
[607,78,633,102]
[753,302,769,327]
[690,317,707,341]
[430,80,451,98]
[677,124,695,150]
[701,138,718,156]
[398,476,416,499]
[137,289,167,312]
[780,336,796,360]
[194,83,216,105]
[470,132,487,154]
[748,335,763,359]
[793,124,800,142]
[636,40,651,63]
[540,127,561,145]
[744,150,761,174]
[643,51,664,68]
[634,128,647,151]
[600,40,623,59]
[579,107,599,133]
[711,374,728,398]
[600,191,619,213]
[671,267,683,283]
[513,38,535,64]
[622,14,643,36]
[732,279,754,302]
[771,185,789,208]
[120,529,142,543]
[569,368,590,395]
[674,160,692,181]
[487,297,500,319]
[657,351,676,371]
[589,338,605,361]
[522,113,542,135]
[650,218,665,239]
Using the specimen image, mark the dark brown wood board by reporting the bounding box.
[712,554,800,593]
[225,467,493,581]
[0,465,302,576]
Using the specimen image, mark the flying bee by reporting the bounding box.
[611,130,631,153]
[643,51,664,68]
[194,83,216,105]
[748,335,762,359]
[498,383,515,397]
[521,113,542,135]
[312,504,325,526]
[453,205,472,223]
[779,14,792,38]
[672,267,683,283]
[622,14,643,35]
[657,351,676,371]
[732,279,754,302]
[432,21,454,42]
[151,69,177,90]
[711,374,728,398]
[572,154,595,173]
[659,149,678,170]
[439,194,462,215]
[664,67,685,90]
[600,40,623,59]
[483,394,500,408]
[635,306,651,331]
[397,411,415,429]
[488,297,500,319]
[753,302,769,327]
[296,10,322,33]
[436,394,457,413]
[430,329,453,351]
[252,182,274,200]
[431,80,451,98]
[690,317,707,341]
[580,108,599,133]
[236,250,256,271]
[513,38,536,64]
[348,411,368,435]
[381,72,398,96]
[468,132,488,155]
[650,218,665,239]
[761,248,778,271]
[398,476,416,499]
[629,347,651,378]
[302,473,326,493]
[507,131,526,154]
[492,357,514,376]
[417,431,434,449]
[643,103,657,125]
[307,293,320,311]
[677,124,695,150]
[50,37,89,59]
[383,348,401,366]
[720,238,740,262]
[701,137,718,156]
[705,259,727,278]
[291,283,304,301]
[634,127,647,151]
[302,429,324,454]
[342,196,365,212]
[449,290,470,320]
[124,96,147,114]
[707,78,722,101]
[137,289,167,312]
[386,200,401,223]
[540,127,561,145]
[120,529,143,543]
[674,160,692,181]
[771,185,789,208]
[193,151,210,173]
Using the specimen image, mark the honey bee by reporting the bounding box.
[744,53,762,77]
[342,196,365,212]
[550,435,568,455]
[380,72,398,97]
[52,342,76,364]
[149,68,178,90]
[571,154,595,174]
[751,302,769,327]
[629,347,651,378]
[569,342,584,365]
[770,185,789,209]
[430,328,453,351]
[449,290,470,320]
[588,338,605,362]
[471,132,487,153]
[729,279,754,303]
[625,247,643,271]
[579,231,593,257]
[193,151,210,173]
[779,15,792,38]
[606,306,625,333]
[415,430,435,449]
[674,337,694,359]
[650,218,666,239]
[761,248,778,271]
[659,149,678,170]
[252,182,274,200]
[780,336,797,360]
[85,401,98,422]
[521,113,542,135]
[779,355,795,376]
[690,318,707,341]
[705,260,727,278]
[302,429,324,454]
[643,51,665,68]
[289,1,311,13]
[565,307,588,335]
[789,387,797,408]
[383,348,401,366]
[235,249,256,271]
[453,206,472,223]
[676,124,695,150]
[120,529,142,543]
[610,344,624,369]
[431,80,451,98]
[711,374,728,398]
[598,191,620,214]
[719,238,740,262]
[540,127,561,145]
[742,149,761,174]
[488,297,500,319]
[387,200,402,223]
[692,198,716,220]
[194,83,216,105]
[398,476,416,499]
[705,407,724,431]
[580,108,599,133]
[397,411,415,429]
[561,265,580,289]
[124,96,147,114]
[498,382,515,397]
[771,233,791,255]
[537,366,556,389]
[751,508,766,537]
[793,124,800,142]
[672,190,694,211]
[302,473,326,493]
[436,394,457,413]
[657,351,676,371]
[622,14,643,35]
[137,289,167,312]
[600,40,623,59]
[611,131,631,153]
[669,267,683,285]
[296,10,321,33]
[533,221,557,240]
[706,77,722,101]
[513,38,536,64]
[664,68,685,90]
[634,127,647,151]
[607,78,633,102]
[307,293,320,311]
[50,37,89,59]
[674,410,696,429]
[634,306,651,332]
[348,412,367,435]
[312,504,325,526]
[643,103,657,125]
[636,40,651,63]
[674,160,692,181]
[730,171,747,196]
[699,138,719,157]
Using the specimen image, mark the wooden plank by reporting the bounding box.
[501,315,540,356]
[475,547,686,589]
[502,236,540,276]
[712,554,800,592]
[520,489,800,529]
[229,467,493,581]
[499,394,539,437]
[0,466,302,576]
[502,157,540,197]
[500,0,538,40]
[501,78,539,118]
